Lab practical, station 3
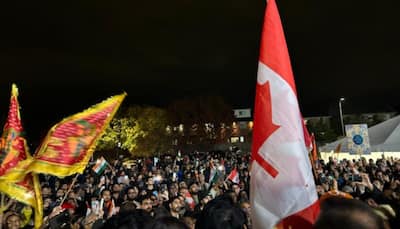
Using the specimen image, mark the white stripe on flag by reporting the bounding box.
[92,157,107,174]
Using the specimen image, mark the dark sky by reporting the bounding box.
[0,0,400,143]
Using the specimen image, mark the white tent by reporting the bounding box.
[320,114,400,160]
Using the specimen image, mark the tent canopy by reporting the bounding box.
[320,114,400,152]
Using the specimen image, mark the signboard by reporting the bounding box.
[234,109,251,118]
[345,124,371,155]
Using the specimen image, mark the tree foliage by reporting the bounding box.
[167,96,234,147]
[97,106,172,157]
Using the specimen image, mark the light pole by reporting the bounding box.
[339,97,345,136]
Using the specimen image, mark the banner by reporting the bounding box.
[345,124,371,155]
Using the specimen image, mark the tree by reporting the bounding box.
[167,96,234,148]
[97,106,172,157]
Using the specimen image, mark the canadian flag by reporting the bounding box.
[227,168,240,184]
[250,1,319,229]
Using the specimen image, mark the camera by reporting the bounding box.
[349,174,362,182]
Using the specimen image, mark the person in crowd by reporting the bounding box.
[4,149,400,229]
[314,197,386,229]
[3,211,23,229]
[123,186,140,208]
[139,193,154,214]
[148,216,189,229]
[168,196,183,219]
[195,195,247,229]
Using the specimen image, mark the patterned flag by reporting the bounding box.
[250,1,319,229]
[0,84,43,229]
[27,93,126,177]
[0,84,30,175]
[345,124,370,155]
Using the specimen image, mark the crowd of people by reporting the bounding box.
[0,150,399,229]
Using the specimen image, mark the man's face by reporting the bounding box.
[241,202,251,214]
[169,198,182,213]
[179,188,188,196]
[127,187,138,200]
[232,184,240,195]
[42,187,52,198]
[6,215,21,229]
[190,184,199,194]
[141,198,153,212]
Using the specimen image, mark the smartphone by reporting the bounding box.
[91,200,100,214]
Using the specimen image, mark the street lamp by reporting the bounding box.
[339,97,345,136]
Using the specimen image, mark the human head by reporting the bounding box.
[169,196,183,214]
[148,216,189,229]
[139,194,153,213]
[195,195,247,229]
[101,189,112,202]
[314,197,385,229]
[126,186,139,201]
[4,212,22,229]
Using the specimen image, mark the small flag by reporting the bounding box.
[250,1,319,228]
[92,157,108,174]
[227,168,240,184]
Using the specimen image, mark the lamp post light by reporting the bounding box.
[339,97,345,136]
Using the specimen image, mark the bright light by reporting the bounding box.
[248,121,254,129]
[154,175,162,182]
[218,165,224,171]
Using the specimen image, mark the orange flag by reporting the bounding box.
[0,84,43,229]
[311,133,318,163]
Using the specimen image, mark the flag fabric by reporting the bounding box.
[0,84,30,176]
[334,142,342,160]
[0,84,43,228]
[6,93,126,180]
[27,93,126,177]
[92,157,108,174]
[250,1,319,229]
[311,133,318,163]
[227,168,240,184]
[208,161,217,184]
[345,124,371,155]
[303,120,313,152]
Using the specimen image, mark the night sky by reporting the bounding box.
[0,0,399,143]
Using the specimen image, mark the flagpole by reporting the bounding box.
[0,193,4,229]
[59,174,79,206]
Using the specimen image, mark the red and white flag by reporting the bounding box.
[227,168,240,184]
[250,1,319,229]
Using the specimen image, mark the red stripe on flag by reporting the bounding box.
[251,81,280,178]
[280,200,320,229]
[253,151,278,178]
[259,0,297,96]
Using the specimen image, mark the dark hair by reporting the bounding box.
[314,197,385,229]
[101,209,153,229]
[195,195,246,229]
[147,216,189,229]
[138,193,153,204]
